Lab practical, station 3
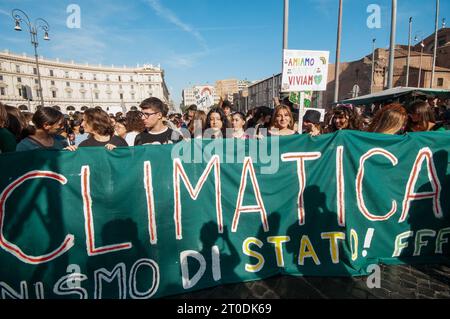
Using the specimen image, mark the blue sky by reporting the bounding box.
[0,0,448,105]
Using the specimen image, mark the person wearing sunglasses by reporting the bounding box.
[134,97,182,145]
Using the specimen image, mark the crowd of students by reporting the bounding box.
[0,95,449,154]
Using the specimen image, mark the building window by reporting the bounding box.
[52,91,57,98]
[437,78,444,87]
[17,77,22,83]
[148,76,152,82]
[130,76,134,82]
[94,84,98,89]
[0,75,3,81]
[18,87,22,97]
[16,65,20,73]
[131,93,135,100]
[118,76,122,82]
[119,85,123,89]
[33,68,37,75]
[0,87,5,96]
[65,71,69,78]
[81,83,85,88]
[95,93,99,99]
[66,82,70,87]
[131,85,134,89]
[81,92,86,99]
[106,75,110,81]
[35,79,38,84]
[120,93,123,100]
[51,80,55,86]
[67,91,72,98]
[80,73,84,79]
[50,69,54,77]
[36,90,40,98]
[93,74,97,80]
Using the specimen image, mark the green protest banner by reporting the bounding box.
[0,130,449,299]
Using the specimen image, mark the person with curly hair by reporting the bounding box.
[326,105,362,133]
[79,108,128,150]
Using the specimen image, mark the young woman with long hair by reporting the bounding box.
[406,100,446,132]
[231,112,250,139]
[368,103,408,134]
[16,107,76,152]
[187,110,207,138]
[0,103,17,153]
[268,105,297,136]
[326,105,362,133]
[205,107,230,138]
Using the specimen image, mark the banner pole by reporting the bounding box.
[298,92,304,134]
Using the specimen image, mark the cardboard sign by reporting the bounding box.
[282,50,330,92]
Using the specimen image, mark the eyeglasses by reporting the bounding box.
[139,111,159,119]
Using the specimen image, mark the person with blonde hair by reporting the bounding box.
[268,105,297,136]
[187,110,207,138]
[368,103,408,135]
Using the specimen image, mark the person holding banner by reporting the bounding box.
[302,109,322,137]
[406,100,447,132]
[16,107,77,152]
[325,106,362,133]
[368,103,408,135]
[205,107,230,138]
[268,105,297,136]
[79,108,128,150]
[135,97,182,145]
[231,112,250,139]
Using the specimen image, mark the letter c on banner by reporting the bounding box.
[0,171,74,264]
[356,148,398,221]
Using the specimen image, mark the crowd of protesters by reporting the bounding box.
[0,94,449,154]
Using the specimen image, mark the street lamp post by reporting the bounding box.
[415,35,425,88]
[406,17,412,87]
[431,0,439,88]
[11,9,50,111]
[333,0,343,103]
[387,0,397,89]
[371,38,376,94]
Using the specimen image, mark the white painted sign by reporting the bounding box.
[282,50,330,92]
[194,86,215,110]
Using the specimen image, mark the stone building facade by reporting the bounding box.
[0,50,170,113]
[325,28,450,107]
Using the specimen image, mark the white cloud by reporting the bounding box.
[145,0,208,50]
[48,31,107,64]
[166,50,209,69]
[0,9,9,17]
